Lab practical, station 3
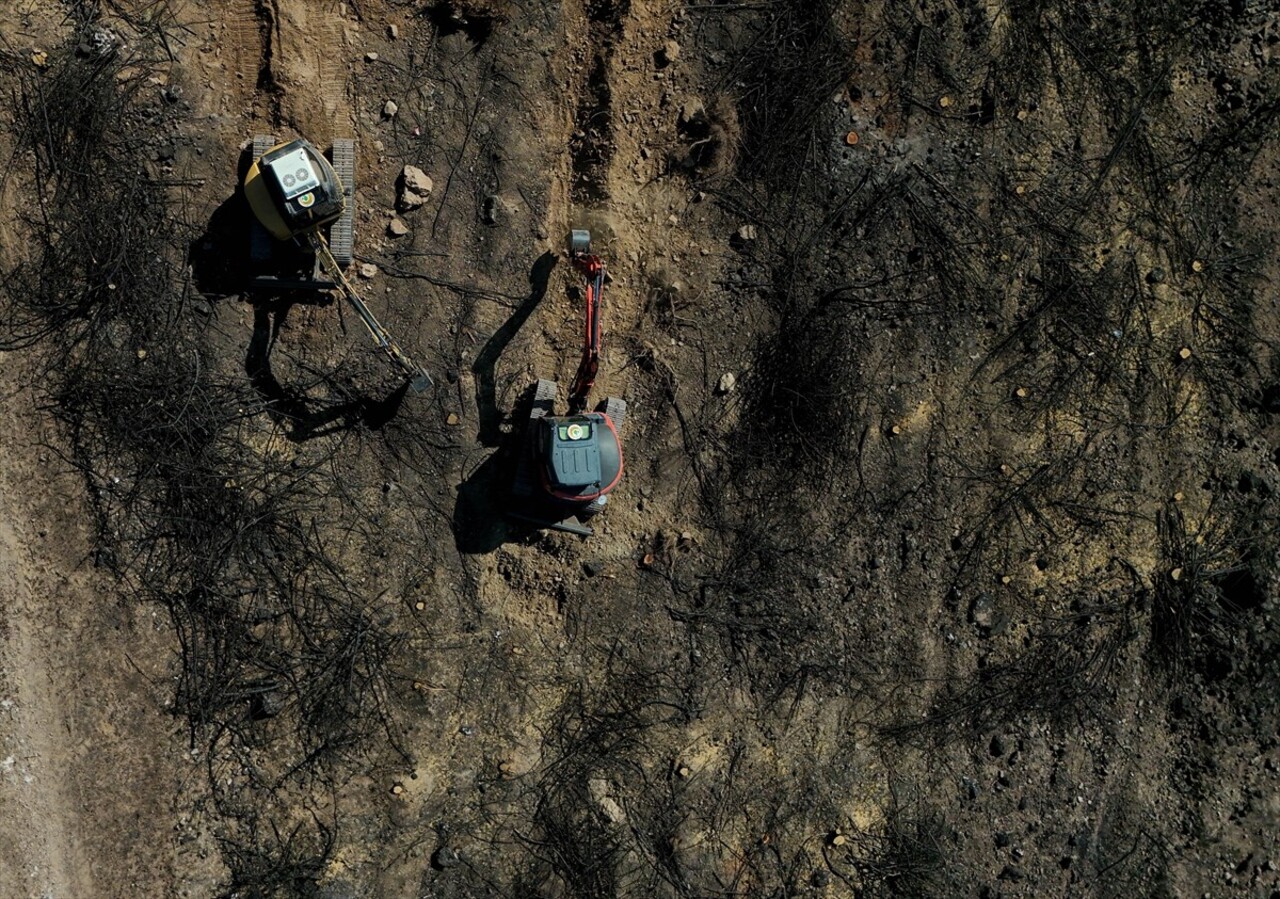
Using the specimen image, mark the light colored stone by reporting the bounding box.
[383,99,398,118]
[716,372,736,394]
[388,217,409,237]
[403,165,432,195]
[359,263,378,279]
[679,98,705,126]
[399,165,433,209]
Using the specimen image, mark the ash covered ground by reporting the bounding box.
[1,0,1279,896]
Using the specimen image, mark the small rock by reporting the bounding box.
[446,412,460,426]
[359,263,379,279]
[388,217,409,237]
[969,593,996,631]
[250,690,283,720]
[658,39,681,66]
[483,194,502,226]
[383,99,398,118]
[366,51,379,61]
[679,98,705,126]
[995,831,1010,848]
[389,23,399,39]
[1146,267,1167,285]
[583,560,604,577]
[432,847,462,870]
[990,734,1007,757]
[399,165,433,209]
[737,224,758,241]
[716,372,736,394]
[1239,470,1270,495]
[403,166,432,195]
[962,777,979,800]
[998,865,1025,882]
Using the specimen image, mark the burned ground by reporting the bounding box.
[1,0,1279,896]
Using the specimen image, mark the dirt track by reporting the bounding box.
[0,362,224,898]
[2,0,1280,896]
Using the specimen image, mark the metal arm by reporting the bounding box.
[308,231,433,392]
[568,235,605,414]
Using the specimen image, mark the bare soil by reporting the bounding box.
[1,0,1279,897]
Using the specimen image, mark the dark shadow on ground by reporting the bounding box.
[246,299,409,441]
[453,448,516,554]
[455,254,559,553]
[472,251,556,447]
[190,145,258,300]
[190,190,253,299]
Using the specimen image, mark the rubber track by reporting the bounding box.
[512,379,559,500]
[248,133,276,263]
[583,396,626,515]
[329,138,355,264]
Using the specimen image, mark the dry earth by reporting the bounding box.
[1,0,1280,897]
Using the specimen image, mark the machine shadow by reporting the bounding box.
[189,144,259,299]
[453,253,558,554]
[246,300,409,441]
[472,251,556,448]
[190,190,252,299]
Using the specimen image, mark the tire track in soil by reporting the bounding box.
[499,0,629,410]
[569,0,629,204]
[271,0,351,143]
[0,520,87,899]
[215,0,276,123]
[212,0,350,140]
[0,373,198,898]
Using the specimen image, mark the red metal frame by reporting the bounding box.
[568,251,605,413]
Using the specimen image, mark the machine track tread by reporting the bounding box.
[581,396,626,517]
[249,134,277,264]
[600,396,626,433]
[511,380,558,500]
[329,138,356,265]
